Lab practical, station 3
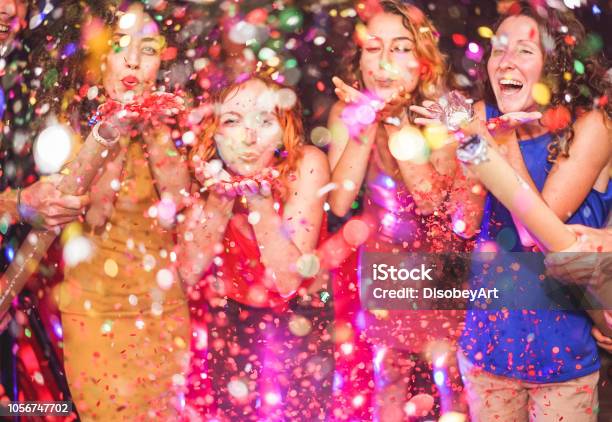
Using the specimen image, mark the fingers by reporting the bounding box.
[591,327,612,352]
[409,105,438,119]
[52,194,91,211]
[332,76,365,104]
[414,118,442,126]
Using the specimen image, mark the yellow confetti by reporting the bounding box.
[119,35,131,48]
[104,259,119,278]
[423,124,449,150]
[61,222,83,245]
[388,126,429,163]
[477,26,493,39]
[174,336,187,349]
[531,82,551,105]
[563,71,572,81]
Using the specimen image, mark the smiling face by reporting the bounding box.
[0,0,26,49]
[487,15,545,113]
[215,79,283,176]
[359,12,420,101]
[102,3,163,101]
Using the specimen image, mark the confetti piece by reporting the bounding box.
[310,126,332,147]
[388,126,430,163]
[288,315,312,336]
[405,393,434,417]
[156,268,174,290]
[296,253,320,278]
[574,59,585,74]
[477,26,493,39]
[63,236,93,267]
[531,82,551,105]
[33,125,73,174]
[104,259,119,278]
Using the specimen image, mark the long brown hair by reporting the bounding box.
[482,1,611,162]
[191,74,305,199]
[341,0,447,114]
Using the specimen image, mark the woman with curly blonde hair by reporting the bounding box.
[328,1,467,420]
[179,74,334,420]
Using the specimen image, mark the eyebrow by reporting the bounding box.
[112,32,161,42]
[367,35,414,42]
[220,111,241,118]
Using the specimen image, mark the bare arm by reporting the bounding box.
[143,125,191,210]
[446,101,488,237]
[327,101,376,217]
[507,110,611,222]
[177,191,234,285]
[0,189,19,222]
[248,146,330,296]
[386,122,452,215]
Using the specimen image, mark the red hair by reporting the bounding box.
[191,75,305,199]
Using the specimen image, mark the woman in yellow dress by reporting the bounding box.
[54,2,191,420]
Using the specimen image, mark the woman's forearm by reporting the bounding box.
[396,160,449,215]
[178,194,233,285]
[0,189,19,222]
[247,195,305,296]
[329,124,377,217]
[144,127,191,208]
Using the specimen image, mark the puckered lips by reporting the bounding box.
[121,75,139,90]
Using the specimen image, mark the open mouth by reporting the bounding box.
[0,23,11,38]
[498,78,524,95]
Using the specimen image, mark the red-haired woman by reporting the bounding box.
[179,75,333,420]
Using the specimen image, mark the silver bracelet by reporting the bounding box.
[92,121,120,147]
[456,134,490,165]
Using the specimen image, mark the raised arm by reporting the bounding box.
[177,190,234,286]
[327,100,377,218]
[387,122,453,215]
[248,146,330,296]
[143,125,192,211]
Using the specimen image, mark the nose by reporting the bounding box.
[379,48,393,71]
[123,44,140,70]
[498,49,517,71]
[0,0,16,17]
[243,128,258,146]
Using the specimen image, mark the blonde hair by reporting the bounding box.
[342,0,447,109]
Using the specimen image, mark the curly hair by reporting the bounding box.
[33,0,182,134]
[191,74,305,200]
[340,0,448,117]
[482,1,612,162]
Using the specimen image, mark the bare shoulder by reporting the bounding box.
[573,109,609,132]
[572,109,611,149]
[298,145,330,176]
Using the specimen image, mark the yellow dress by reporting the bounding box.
[58,142,190,421]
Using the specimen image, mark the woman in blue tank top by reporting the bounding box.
[414,2,611,421]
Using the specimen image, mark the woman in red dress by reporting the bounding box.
[179,74,333,420]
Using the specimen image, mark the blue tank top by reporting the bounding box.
[460,104,612,382]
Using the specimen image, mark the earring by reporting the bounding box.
[274,145,286,159]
